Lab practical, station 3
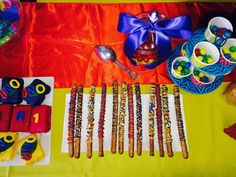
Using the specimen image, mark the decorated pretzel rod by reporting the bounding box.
[111,80,119,154]
[173,85,188,159]
[86,85,96,159]
[156,84,164,157]
[118,82,127,154]
[127,84,134,158]
[148,84,156,156]
[98,83,107,157]
[161,85,173,157]
[74,85,83,158]
[68,84,77,158]
[135,83,142,156]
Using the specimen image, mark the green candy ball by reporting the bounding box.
[183,68,190,74]
[180,61,186,66]
[229,46,236,52]
[194,70,200,76]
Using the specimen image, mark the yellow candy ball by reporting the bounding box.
[223,47,230,54]
[177,66,182,71]
[197,56,203,61]
[199,72,205,78]
[175,70,181,75]
[207,58,214,64]
[194,76,200,80]
[200,48,207,55]
[231,52,236,59]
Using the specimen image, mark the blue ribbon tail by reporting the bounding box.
[0,4,20,21]
[155,31,172,61]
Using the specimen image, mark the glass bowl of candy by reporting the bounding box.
[219,38,236,66]
[205,16,233,47]
[191,41,219,68]
[130,11,166,72]
[191,69,216,86]
[0,0,21,46]
[171,56,193,79]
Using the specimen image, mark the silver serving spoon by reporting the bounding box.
[94,45,138,80]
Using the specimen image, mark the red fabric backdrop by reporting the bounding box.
[0,2,235,88]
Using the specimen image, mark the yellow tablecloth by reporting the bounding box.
[0,82,235,177]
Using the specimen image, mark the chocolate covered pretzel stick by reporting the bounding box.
[161,85,173,157]
[156,84,164,157]
[86,85,96,159]
[74,85,83,158]
[68,84,77,158]
[111,80,119,154]
[127,84,134,158]
[118,82,127,154]
[148,84,156,156]
[173,85,188,159]
[98,83,107,157]
[135,83,142,156]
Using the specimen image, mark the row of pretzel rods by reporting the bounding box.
[68,82,188,159]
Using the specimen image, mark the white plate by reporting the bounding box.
[0,77,54,166]
[61,92,188,153]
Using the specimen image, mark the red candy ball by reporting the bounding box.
[195,48,200,56]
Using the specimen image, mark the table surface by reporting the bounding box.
[0,83,236,177]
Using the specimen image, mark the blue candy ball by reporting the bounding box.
[223,30,232,38]
[185,62,191,68]
[201,76,209,83]
[224,54,231,59]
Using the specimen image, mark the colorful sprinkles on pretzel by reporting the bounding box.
[86,85,96,159]
[134,83,142,156]
[118,82,127,154]
[98,83,106,157]
[148,84,156,156]
[74,85,83,158]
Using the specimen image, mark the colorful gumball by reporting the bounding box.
[195,47,215,64]
[172,57,193,78]
[222,45,236,63]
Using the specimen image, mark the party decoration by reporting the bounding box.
[117,11,192,69]
[148,84,156,156]
[10,105,32,132]
[67,84,77,158]
[18,134,45,166]
[94,45,138,80]
[134,83,142,156]
[74,85,83,158]
[0,0,21,46]
[156,84,164,157]
[0,77,24,104]
[0,104,13,132]
[127,84,134,158]
[86,85,96,159]
[223,82,236,105]
[98,83,106,157]
[29,105,52,134]
[173,86,188,159]
[22,79,51,106]
[118,82,127,155]
[0,132,18,161]
[161,85,173,157]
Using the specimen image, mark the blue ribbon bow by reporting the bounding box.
[117,11,192,68]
